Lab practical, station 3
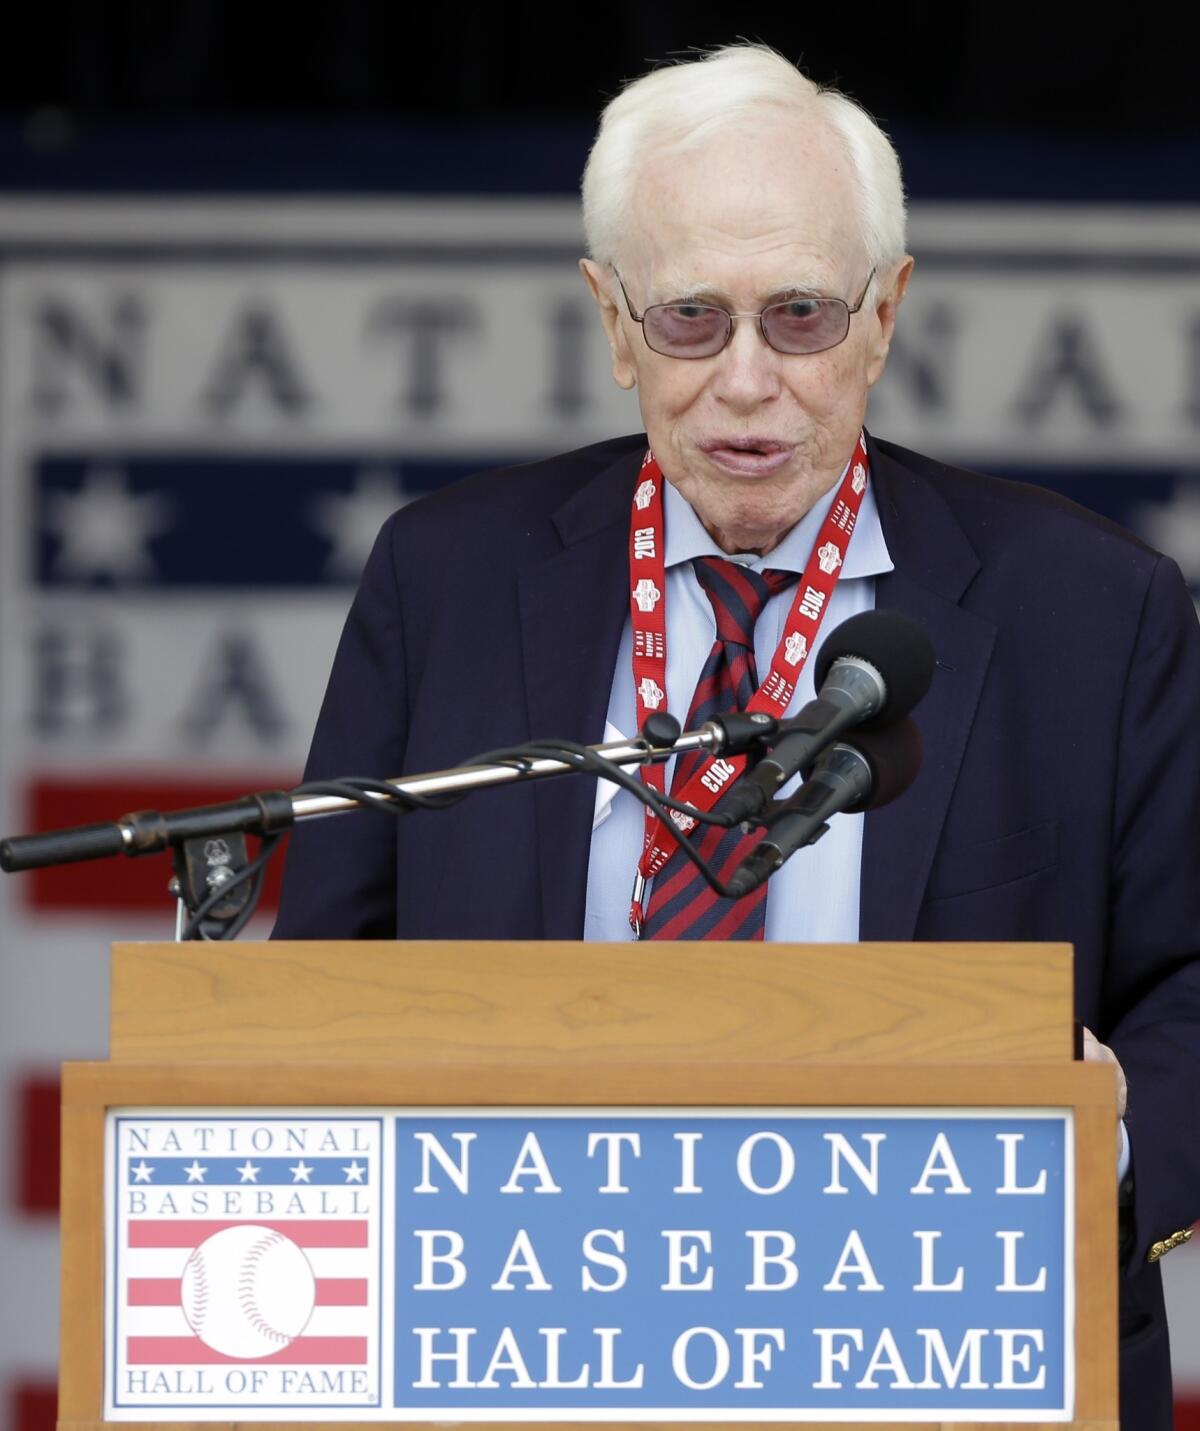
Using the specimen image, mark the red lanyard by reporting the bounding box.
[627,432,869,934]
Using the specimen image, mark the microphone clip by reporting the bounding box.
[702,710,779,758]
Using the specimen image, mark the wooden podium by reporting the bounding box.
[59,939,1119,1429]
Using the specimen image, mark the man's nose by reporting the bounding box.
[710,319,783,408]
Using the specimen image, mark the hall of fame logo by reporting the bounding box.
[637,676,665,710]
[783,631,809,667]
[106,1112,385,1418]
[815,541,843,575]
[631,577,662,612]
[633,477,657,510]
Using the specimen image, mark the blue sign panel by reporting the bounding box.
[391,1110,1071,1419]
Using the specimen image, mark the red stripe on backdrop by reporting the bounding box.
[10,1379,56,1431]
[1177,1392,1200,1430]
[129,1220,368,1248]
[128,1276,368,1306]
[22,777,298,912]
[126,1336,367,1365]
[14,1072,60,1215]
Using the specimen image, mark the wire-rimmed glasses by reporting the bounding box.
[614,268,876,359]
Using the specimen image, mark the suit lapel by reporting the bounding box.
[517,447,643,937]
[859,439,998,940]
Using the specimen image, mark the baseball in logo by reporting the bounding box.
[181,1225,317,1358]
[108,1114,383,1413]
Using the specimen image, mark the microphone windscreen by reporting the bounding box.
[813,609,935,725]
[843,716,923,811]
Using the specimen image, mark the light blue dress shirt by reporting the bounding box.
[584,472,894,943]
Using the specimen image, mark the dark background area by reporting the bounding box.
[0,0,1198,197]
[1,0,1197,129]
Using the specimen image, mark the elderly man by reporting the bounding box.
[275,45,1200,1424]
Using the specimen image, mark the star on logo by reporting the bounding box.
[308,467,412,580]
[236,1160,261,1183]
[289,1160,313,1183]
[131,1160,155,1183]
[342,1161,365,1183]
[44,465,173,583]
[184,1160,207,1183]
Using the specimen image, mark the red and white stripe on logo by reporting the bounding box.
[122,1220,370,1364]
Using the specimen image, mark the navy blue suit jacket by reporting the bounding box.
[276,433,1200,1423]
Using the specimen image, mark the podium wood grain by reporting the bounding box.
[111,940,1073,1064]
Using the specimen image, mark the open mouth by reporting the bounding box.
[702,440,794,475]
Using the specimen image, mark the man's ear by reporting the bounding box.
[865,255,914,388]
[580,258,637,390]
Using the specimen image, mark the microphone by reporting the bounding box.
[724,716,923,898]
[717,609,934,825]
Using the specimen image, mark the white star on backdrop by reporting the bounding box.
[290,1160,313,1183]
[308,467,411,579]
[342,1161,365,1183]
[236,1160,260,1183]
[184,1161,207,1183]
[45,465,173,582]
[1135,484,1200,585]
[131,1160,154,1183]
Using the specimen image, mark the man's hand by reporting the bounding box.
[1083,1027,1129,1166]
[1081,1026,1128,1115]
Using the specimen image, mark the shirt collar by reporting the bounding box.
[662,456,893,579]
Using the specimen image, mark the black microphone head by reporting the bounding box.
[813,609,935,726]
[839,716,923,812]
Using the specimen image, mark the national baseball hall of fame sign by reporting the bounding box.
[105,1107,1073,1421]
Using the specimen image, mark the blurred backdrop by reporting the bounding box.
[1,4,1198,1428]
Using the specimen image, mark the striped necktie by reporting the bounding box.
[642,556,799,941]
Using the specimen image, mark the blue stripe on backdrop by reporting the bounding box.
[33,456,1200,600]
[2,118,1200,201]
[33,454,508,588]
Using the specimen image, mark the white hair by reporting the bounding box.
[581,43,907,285]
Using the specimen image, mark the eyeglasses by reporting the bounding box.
[614,268,876,359]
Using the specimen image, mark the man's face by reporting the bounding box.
[582,113,912,554]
